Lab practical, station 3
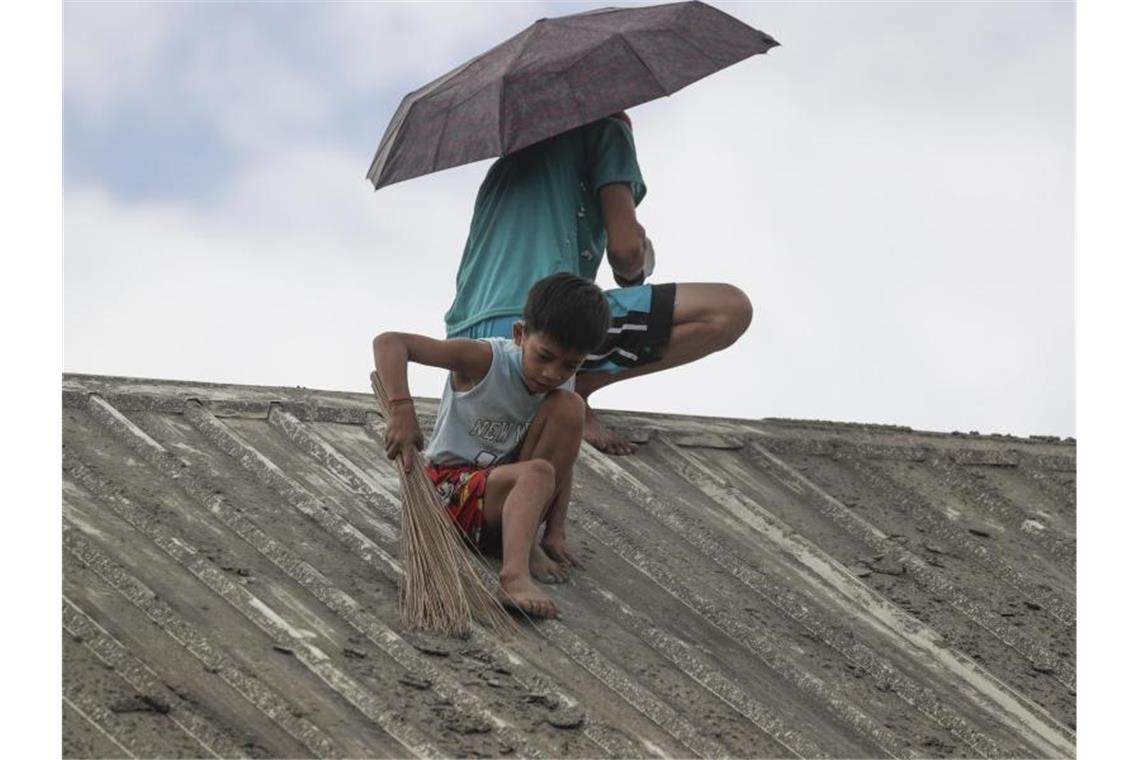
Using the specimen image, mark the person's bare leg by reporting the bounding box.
[515,390,585,572]
[538,474,580,569]
[483,459,559,617]
[577,283,753,454]
[480,389,585,618]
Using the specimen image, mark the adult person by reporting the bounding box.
[444,111,753,454]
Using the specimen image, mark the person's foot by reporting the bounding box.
[530,544,571,584]
[540,537,582,569]
[583,404,637,455]
[496,574,560,619]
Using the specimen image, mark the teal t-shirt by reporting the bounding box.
[444,117,647,336]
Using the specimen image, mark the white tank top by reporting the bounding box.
[424,338,573,468]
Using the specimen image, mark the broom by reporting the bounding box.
[370,371,518,637]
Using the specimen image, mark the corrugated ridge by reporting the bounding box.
[1024,469,1075,511]
[61,519,340,759]
[748,444,1077,751]
[747,442,1075,689]
[533,619,733,758]
[63,598,240,758]
[61,685,143,759]
[847,458,1075,625]
[62,693,138,759]
[63,447,448,760]
[579,445,922,758]
[573,464,989,757]
[577,576,827,759]
[652,440,1073,757]
[925,457,1076,567]
[268,405,401,523]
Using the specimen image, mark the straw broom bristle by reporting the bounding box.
[371,372,519,637]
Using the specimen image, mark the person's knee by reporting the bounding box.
[516,459,557,501]
[728,285,754,338]
[713,284,752,349]
[543,389,586,431]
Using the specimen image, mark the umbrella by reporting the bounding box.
[367,0,778,189]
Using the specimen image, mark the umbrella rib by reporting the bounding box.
[541,36,638,80]
[676,2,751,66]
[549,4,684,34]
[430,97,453,173]
[441,75,501,114]
[368,93,412,184]
[614,33,669,96]
[421,71,502,172]
[669,28,729,69]
[416,20,540,105]
[499,27,538,154]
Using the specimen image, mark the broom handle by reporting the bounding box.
[371,371,427,471]
[370,371,395,421]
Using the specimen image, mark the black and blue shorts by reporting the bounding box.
[451,282,676,373]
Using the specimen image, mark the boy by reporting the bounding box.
[373,273,611,619]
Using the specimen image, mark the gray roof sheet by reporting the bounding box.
[62,373,1075,758]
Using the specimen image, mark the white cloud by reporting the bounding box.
[63,1,1075,437]
[63,1,188,126]
[65,1,336,156]
[609,1,1074,435]
[315,1,555,94]
[63,148,493,397]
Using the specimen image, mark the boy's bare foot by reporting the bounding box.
[496,575,560,619]
[584,404,637,455]
[541,538,582,569]
[530,544,571,584]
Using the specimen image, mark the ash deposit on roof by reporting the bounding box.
[62,374,1075,758]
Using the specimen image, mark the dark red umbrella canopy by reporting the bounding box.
[367,1,778,189]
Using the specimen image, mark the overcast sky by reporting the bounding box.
[62,0,1074,438]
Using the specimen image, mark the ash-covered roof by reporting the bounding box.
[62,373,1075,758]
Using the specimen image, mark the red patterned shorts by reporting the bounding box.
[424,462,493,548]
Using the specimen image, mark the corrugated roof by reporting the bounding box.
[62,373,1075,759]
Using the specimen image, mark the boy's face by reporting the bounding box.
[512,322,588,394]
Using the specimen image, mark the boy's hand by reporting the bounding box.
[384,405,424,473]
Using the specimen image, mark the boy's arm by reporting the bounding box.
[372,333,492,471]
[599,183,648,285]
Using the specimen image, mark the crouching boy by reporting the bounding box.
[373,273,611,619]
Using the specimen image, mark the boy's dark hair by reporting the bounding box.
[523,273,611,354]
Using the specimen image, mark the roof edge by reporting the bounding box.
[61,373,1075,452]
